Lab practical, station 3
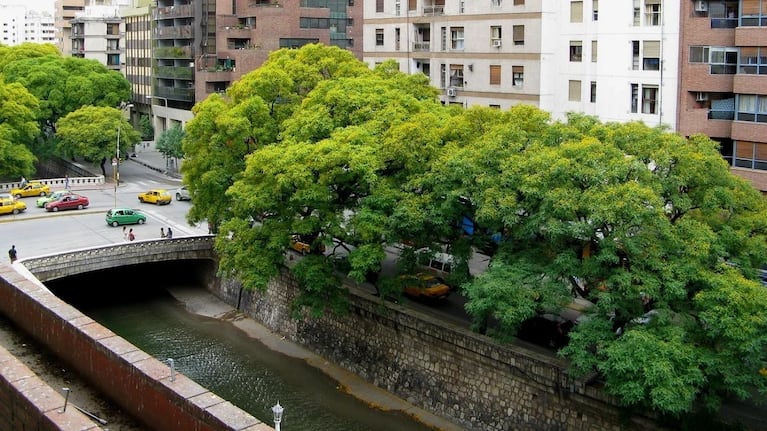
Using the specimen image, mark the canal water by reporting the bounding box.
[47,262,435,431]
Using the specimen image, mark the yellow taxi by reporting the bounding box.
[11,182,50,198]
[138,189,172,205]
[399,273,451,300]
[289,234,326,255]
[0,197,26,215]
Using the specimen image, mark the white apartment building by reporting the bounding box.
[25,11,56,44]
[70,5,125,71]
[363,0,679,130]
[0,6,27,46]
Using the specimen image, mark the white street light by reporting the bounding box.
[115,102,134,207]
[272,402,284,431]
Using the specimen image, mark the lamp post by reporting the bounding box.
[114,102,134,207]
[271,402,284,431]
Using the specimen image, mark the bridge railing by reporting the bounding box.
[0,175,105,193]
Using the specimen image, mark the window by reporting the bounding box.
[741,0,765,26]
[490,65,501,85]
[710,47,738,74]
[408,0,416,10]
[736,94,767,122]
[568,80,581,101]
[395,28,401,50]
[375,28,384,46]
[492,0,501,6]
[376,0,383,13]
[591,40,597,62]
[449,64,464,87]
[570,41,583,62]
[633,0,641,26]
[642,85,658,114]
[514,0,524,4]
[632,41,640,70]
[590,81,597,103]
[451,27,464,50]
[643,40,660,70]
[645,0,661,26]
[513,65,524,86]
[571,1,583,22]
[732,141,767,170]
[395,0,400,15]
[631,83,639,113]
[441,27,447,51]
[689,46,709,63]
[440,63,446,88]
[739,47,767,74]
[513,25,524,45]
[592,0,598,20]
[491,25,502,42]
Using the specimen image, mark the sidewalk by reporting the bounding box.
[128,141,182,179]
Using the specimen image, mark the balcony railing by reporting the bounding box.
[708,110,735,121]
[153,4,193,19]
[154,65,193,80]
[155,25,193,39]
[423,5,444,15]
[711,17,738,28]
[154,46,194,59]
[154,86,195,101]
[413,42,430,51]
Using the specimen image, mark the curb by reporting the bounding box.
[128,157,182,179]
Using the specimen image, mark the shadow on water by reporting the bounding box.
[46,261,435,431]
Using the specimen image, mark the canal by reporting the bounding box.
[46,262,435,431]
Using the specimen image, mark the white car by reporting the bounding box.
[175,186,191,201]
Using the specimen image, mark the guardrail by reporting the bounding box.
[0,175,105,193]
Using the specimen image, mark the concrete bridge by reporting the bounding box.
[21,236,216,283]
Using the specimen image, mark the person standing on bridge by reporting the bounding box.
[8,245,17,263]
[160,227,166,238]
[122,226,128,242]
[64,174,70,190]
[166,227,173,239]
[128,229,135,241]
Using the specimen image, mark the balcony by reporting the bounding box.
[423,5,443,15]
[154,46,194,59]
[413,42,430,51]
[154,86,194,102]
[711,17,738,28]
[155,25,193,39]
[154,65,193,80]
[153,4,193,19]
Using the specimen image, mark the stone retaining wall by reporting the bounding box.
[216,271,660,431]
[0,264,270,431]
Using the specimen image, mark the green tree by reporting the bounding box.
[3,56,130,140]
[0,43,59,74]
[0,80,40,178]
[156,124,184,166]
[55,106,140,168]
[138,114,154,140]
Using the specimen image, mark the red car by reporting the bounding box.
[45,194,89,212]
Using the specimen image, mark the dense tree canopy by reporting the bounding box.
[0,80,39,178]
[156,124,184,162]
[182,44,767,417]
[3,55,130,136]
[56,106,140,164]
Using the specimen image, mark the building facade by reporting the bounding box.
[55,0,86,56]
[24,11,57,44]
[676,0,767,191]
[70,6,125,71]
[1,6,27,46]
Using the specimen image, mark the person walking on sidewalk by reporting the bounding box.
[8,245,17,263]
[122,226,128,242]
[64,174,70,190]
[128,229,135,241]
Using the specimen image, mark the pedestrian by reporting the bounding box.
[8,245,17,263]
[166,227,173,239]
[128,228,135,241]
[122,226,128,242]
[20,176,27,188]
[160,227,166,238]
[64,174,69,190]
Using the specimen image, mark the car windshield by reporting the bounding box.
[424,278,444,288]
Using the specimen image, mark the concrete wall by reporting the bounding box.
[0,264,270,431]
[215,271,661,431]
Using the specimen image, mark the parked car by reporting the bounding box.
[399,273,451,300]
[138,189,172,205]
[289,234,326,255]
[0,197,26,215]
[175,186,191,201]
[106,208,146,227]
[11,182,50,198]
[37,190,73,208]
[45,194,89,212]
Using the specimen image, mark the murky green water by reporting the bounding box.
[49,264,434,431]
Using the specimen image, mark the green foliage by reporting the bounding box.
[0,43,59,74]
[183,44,767,417]
[55,106,140,163]
[0,80,40,177]
[139,114,154,140]
[156,124,184,160]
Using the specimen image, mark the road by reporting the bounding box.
[1,160,206,259]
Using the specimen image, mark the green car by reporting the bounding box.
[106,208,146,227]
[37,190,73,208]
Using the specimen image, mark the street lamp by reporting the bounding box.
[271,402,284,431]
[115,102,134,207]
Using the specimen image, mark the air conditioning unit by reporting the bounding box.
[447,87,457,97]
[492,39,502,48]
[695,92,709,102]
[694,0,708,12]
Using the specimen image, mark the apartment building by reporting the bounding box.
[55,0,86,56]
[70,5,125,71]
[677,0,767,191]
[25,11,57,44]
[1,6,27,46]
[123,1,153,130]
[362,0,680,128]
[148,0,362,134]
